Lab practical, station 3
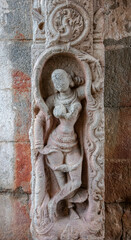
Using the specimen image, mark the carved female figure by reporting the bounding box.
[34,67,92,225]
[31,1,104,239]
[43,69,85,220]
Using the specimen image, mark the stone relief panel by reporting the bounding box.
[45,2,90,47]
[31,1,105,240]
[32,0,93,52]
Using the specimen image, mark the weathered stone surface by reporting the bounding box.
[105,159,131,203]
[0,143,14,190]
[105,203,131,240]
[0,42,13,89]
[122,204,131,240]
[104,36,131,49]
[105,107,131,159]
[14,142,31,193]
[0,90,15,141]
[0,0,130,239]
[12,70,31,142]
[105,106,131,203]
[104,0,131,40]
[0,193,31,240]
[105,39,131,108]
[0,41,31,90]
[0,41,31,77]
[105,203,123,240]
[0,40,31,193]
[0,0,32,40]
[7,41,31,76]
[31,1,105,239]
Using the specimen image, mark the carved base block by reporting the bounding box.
[31,216,104,240]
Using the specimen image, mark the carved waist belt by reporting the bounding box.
[43,130,78,154]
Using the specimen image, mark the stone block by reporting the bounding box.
[0,193,31,240]
[104,0,131,40]
[105,203,123,240]
[0,90,15,141]
[0,42,13,89]
[105,107,131,203]
[0,0,32,40]
[105,42,131,108]
[12,70,31,142]
[8,41,31,76]
[105,107,131,159]
[0,41,31,90]
[0,142,14,190]
[122,204,131,240]
[14,142,31,193]
[0,41,31,142]
[105,159,131,203]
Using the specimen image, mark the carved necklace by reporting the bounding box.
[56,90,77,106]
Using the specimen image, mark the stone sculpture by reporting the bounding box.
[30,1,105,239]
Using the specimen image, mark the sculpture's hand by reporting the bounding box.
[38,147,45,154]
[55,164,69,172]
[54,159,82,172]
[66,102,81,119]
[53,104,66,118]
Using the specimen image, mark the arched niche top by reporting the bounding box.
[33,46,93,114]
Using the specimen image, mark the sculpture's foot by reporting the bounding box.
[70,208,79,220]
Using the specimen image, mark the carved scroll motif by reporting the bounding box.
[46,2,90,46]
[31,1,105,240]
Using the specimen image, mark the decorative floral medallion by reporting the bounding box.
[48,3,90,45]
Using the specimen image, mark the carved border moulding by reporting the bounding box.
[30,1,105,240]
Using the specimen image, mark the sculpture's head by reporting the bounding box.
[51,69,70,92]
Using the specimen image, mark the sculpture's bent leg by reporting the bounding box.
[48,171,82,221]
[47,146,82,221]
[66,146,82,217]
[66,146,82,184]
[46,151,66,189]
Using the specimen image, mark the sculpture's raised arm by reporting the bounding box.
[76,53,103,109]
[76,62,92,101]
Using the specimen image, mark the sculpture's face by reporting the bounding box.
[51,69,70,92]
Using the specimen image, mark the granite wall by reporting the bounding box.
[0,0,130,239]
[104,1,131,239]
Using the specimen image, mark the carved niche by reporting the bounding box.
[30,1,105,240]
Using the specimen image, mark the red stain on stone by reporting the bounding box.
[14,199,30,226]
[14,31,25,40]
[12,70,32,193]
[12,196,31,240]
[14,92,31,142]
[14,142,32,193]
[12,70,31,92]
[12,69,31,142]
